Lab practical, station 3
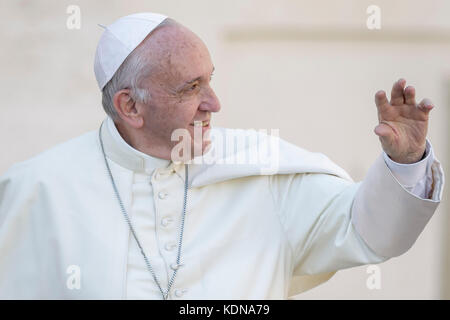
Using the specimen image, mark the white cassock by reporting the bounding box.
[0,117,444,299]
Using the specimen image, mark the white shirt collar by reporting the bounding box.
[101,117,172,174]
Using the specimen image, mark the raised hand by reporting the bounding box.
[373,79,434,164]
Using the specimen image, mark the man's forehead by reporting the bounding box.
[151,22,201,51]
[149,35,213,82]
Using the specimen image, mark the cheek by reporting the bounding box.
[144,96,199,132]
[141,103,172,134]
[172,100,199,125]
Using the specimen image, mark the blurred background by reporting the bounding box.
[0,0,448,299]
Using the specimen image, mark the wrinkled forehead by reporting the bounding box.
[146,25,213,84]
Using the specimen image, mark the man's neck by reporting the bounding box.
[114,120,173,161]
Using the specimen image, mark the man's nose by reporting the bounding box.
[199,86,221,113]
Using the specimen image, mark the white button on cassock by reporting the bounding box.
[158,191,168,199]
[170,263,184,270]
[160,217,173,227]
[174,289,187,297]
[165,243,177,251]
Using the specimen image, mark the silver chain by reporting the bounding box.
[98,122,189,300]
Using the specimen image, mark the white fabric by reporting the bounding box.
[383,140,434,199]
[94,12,167,90]
[107,119,434,299]
[0,118,444,299]
[352,145,444,257]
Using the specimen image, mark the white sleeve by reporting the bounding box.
[383,139,434,199]
[269,139,444,279]
[352,139,444,258]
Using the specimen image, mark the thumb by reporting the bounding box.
[374,122,394,138]
[374,122,395,146]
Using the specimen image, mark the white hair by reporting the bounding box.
[101,18,177,120]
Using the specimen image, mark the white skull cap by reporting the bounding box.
[94,12,168,91]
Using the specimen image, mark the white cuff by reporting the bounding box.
[383,140,431,188]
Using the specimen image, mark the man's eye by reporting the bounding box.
[188,83,199,91]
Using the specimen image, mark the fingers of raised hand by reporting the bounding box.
[404,86,416,106]
[375,90,389,109]
[418,98,434,115]
[375,90,393,122]
[390,78,406,106]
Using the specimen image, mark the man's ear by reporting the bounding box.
[113,89,144,128]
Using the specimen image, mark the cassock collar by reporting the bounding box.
[100,117,180,175]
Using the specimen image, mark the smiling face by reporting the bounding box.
[136,23,221,158]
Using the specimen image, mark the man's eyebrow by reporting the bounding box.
[178,67,215,90]
[184,76,202,86]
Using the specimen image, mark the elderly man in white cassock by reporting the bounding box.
[0,12,445,299]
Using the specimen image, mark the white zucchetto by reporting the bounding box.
[94,12,167,90]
